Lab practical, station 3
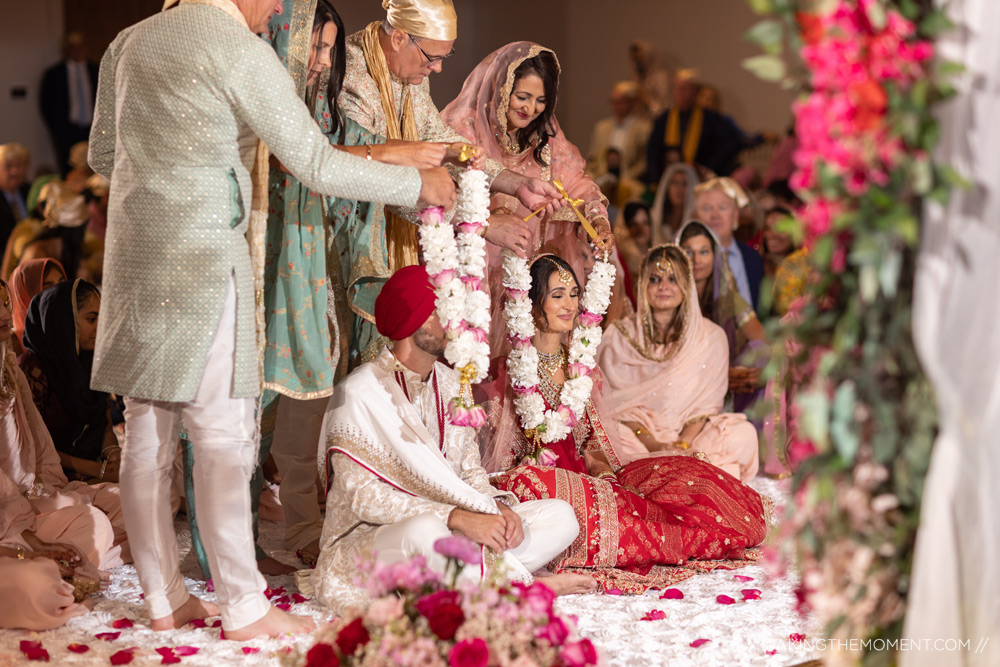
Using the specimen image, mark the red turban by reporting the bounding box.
[375,264,437,341]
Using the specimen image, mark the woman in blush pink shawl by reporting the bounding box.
[597,245,759,481]
[441,42,628,351]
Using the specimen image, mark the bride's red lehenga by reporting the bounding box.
[479,360,769,593]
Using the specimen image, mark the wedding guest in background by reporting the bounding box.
[7,258,66,350]
[586,81,652,192]
[0,144,31,253]
[650,162,699,244]
[40,33,99,175]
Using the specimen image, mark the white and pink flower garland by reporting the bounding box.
[502,250,616,447]
[417,170,492,427]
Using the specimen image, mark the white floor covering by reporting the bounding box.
[0,478,820,666]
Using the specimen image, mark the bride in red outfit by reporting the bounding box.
[476,251,768,592]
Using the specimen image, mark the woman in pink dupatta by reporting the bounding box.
[0,278,128,568]
[441,42,629,353]
[597,245,759,481]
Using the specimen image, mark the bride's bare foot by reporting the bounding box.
[151,595,220,631]
[539,573,599,596]
[257,556,296,576]
[224,606,316,641]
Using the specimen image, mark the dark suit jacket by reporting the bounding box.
[0,183,32,253]
[645,106,745,184]
[40,60,100,134]
[737,240,764,312]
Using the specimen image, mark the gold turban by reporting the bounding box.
[383,0,457,41]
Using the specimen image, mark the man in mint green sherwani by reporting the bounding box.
[89,0,454,638]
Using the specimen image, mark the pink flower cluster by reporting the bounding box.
[792,1,933,243]
[303,537,598,667]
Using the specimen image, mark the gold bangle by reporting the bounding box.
[634,427,643,437]
[674,440,691,450]
[17,546,25,560]
[365,144,373,161]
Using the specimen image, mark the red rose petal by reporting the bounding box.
[173,647,199,656]
[291,594,308,604]
[112,618,134,629]
[276,603,292,611]
[690,638,711,648]
[138,594,144,600]
[219,630,226,640]
[204,579,215,593]
[734,575,754,582]
[767,649,778,655]
[741,589,762,600]
[602,588,622,595]
[640,609,666,621]
[210,619,222,628]
[660,588,684,599]
[790,633,806,642]
[110,649,135,665]
[264,586,286,599]
[188,619,207,629]
[19,640,50,661]
[716,595,736,605]
[242,647,261,655]
[156,648,180,665]
[96,632,121,641]
[67,644,91,654]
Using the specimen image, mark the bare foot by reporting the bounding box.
[151,595,220,631]
[225,605,316,641]
[257,556,296,576]
[539,573,599,596]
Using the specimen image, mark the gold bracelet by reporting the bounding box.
[674,440,691,450]
[634,427,644,437]
[17,546,25,560]
[365,144,373,161]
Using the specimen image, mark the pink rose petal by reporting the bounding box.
[767,649,778,655]
[602,588,622,596]
[210,619,222,628]
[173,647,199,656]
[242,647,261,655]
[690,639,711,648]
[19,640,49,661]
[734,575,754,582]
[204,579,214,593]
[112,618,134,629]
[96,632,121,641]
[716,595,736,605]
[188,619,207,628]
[67,644,91,654]
[219,630,226,640]
[109,649,135,665]
[138,594,144,600]
[660,588,684,599]
[640,609,666,621]
[264,586,286,599]
[741,589,762,600]
[790,633,806,643]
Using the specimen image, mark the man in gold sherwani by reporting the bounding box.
[89,0,455,639]
[340,0,562,272]
[312,266,596,614]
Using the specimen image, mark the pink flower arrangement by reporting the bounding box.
[298,535,598,667]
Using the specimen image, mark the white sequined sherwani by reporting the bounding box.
[89,3,423,402]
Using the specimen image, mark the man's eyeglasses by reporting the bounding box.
[409,34,455,65]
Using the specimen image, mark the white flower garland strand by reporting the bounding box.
[417,169,491,427]
[502,250,616,446]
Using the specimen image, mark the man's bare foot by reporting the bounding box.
[151,595,220,631]
[538,573,599,596]
[257,556,296,576]
[225,606,316,641]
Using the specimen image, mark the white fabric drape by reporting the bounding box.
[904,1,1000,664]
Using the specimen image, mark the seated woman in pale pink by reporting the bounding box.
[0,277,129,563]
[597,245,759,481]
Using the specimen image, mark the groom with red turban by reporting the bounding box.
[311,265,594,613]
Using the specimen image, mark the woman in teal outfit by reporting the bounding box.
[185,0,452,575]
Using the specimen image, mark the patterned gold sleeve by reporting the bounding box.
[89,30,128,179]
[333,453,455,527]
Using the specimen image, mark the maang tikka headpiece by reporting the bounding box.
[546,258,573,286]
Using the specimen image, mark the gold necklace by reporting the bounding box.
[537,346,566,376]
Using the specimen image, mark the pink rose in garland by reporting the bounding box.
[449,638,489,667]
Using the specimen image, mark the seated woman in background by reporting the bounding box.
[650,162,698,243]
[598,245,759,481]
[767,207,812,316]
[0,277,127,565]
[613,200,651,288]
[19,279,119,482]
[477,254,767,592]
[677,220,768,413]
[9,258,66,349]
[761,206,797,279]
